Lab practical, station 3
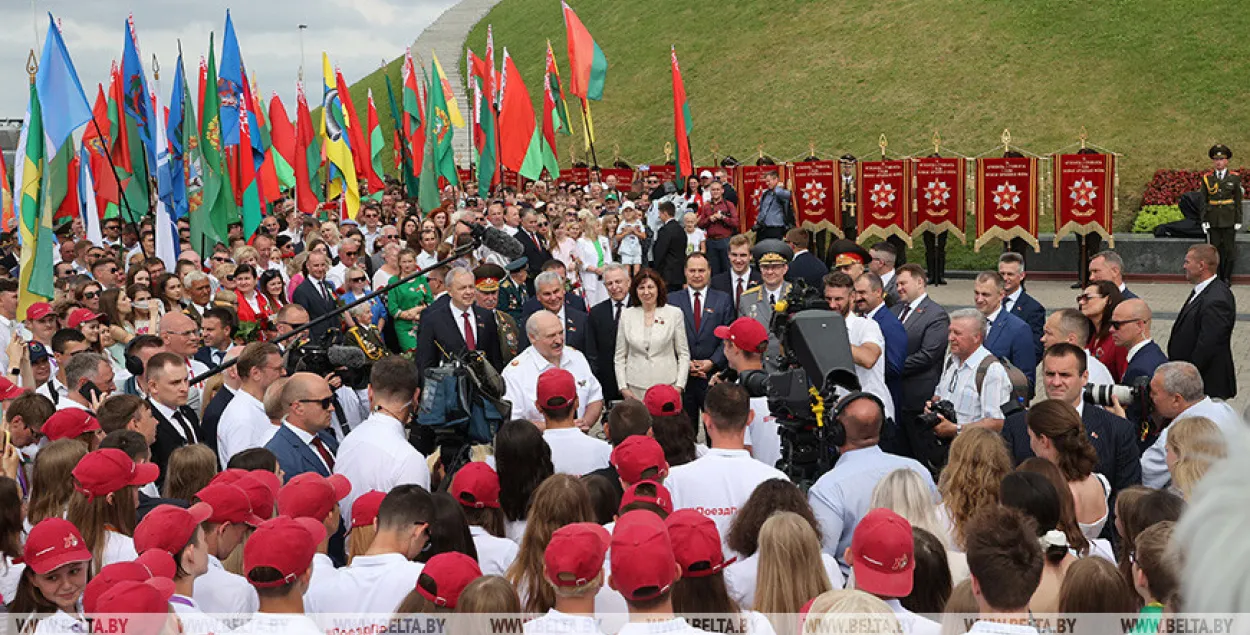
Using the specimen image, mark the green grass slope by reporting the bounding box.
[462,0,1250,232]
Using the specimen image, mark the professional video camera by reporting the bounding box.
[763,280,859,489]
[286,331,374,390]
[417,347,512,486]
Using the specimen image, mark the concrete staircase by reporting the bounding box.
[410,0,504,167]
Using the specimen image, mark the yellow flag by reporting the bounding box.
[431,53,465,128]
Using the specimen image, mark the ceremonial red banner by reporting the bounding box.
[600,167,635,187]
[736,165,787,233]
[501,167,521,190]
[457,168,473,186]
[911,157,967,244]
[856,161,912,246]
[790,160,842,237]
[975,157,1039,252]
[1052,153,1115,248]
[559,167,590,187]
[641,164,677,184]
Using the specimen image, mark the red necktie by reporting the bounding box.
[693,291,702,331]
[463,311,477,350]
[735,278,744,307]
[311,437,335,471]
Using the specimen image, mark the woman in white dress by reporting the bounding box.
[574,210,613,307]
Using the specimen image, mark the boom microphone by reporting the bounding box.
[327,345,369,370]
[460,221,525,261]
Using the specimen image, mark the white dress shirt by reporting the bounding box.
[1142,397,1243,488]
[216,389,272,468]
[150,399,195,443]
[502,345,603,425]
[35,377,69,405]
[451,303,476,346]
[935,346,1011,426]
[470,525,520,576]
[543,427,612,476]
[664,447,789,558]
[334,411,431,526]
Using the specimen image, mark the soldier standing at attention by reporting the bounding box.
[1204,144,1241,284]
[474,263,521,364]
[497,257,529,326]
[738,239,793,372]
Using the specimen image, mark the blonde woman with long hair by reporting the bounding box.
[505,474,596,616]
[755,512,833,619]
[803,589,902,635]
[937,426,1013,551]
[871,468,969,584]
[1166,416,1227,498]
[25,439,88,532]
[575,210,613,306]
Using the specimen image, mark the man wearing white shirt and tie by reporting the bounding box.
[216,342,285,467]
[292,251,340,342]
[145,352,203,482]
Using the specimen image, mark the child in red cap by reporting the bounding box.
[238,516,327,635]
[190,482,261,622]
[66,448,160,571]
[524,522,610,634]
[846,508,940,635]
[9,518,93,633]
[276,473,351,599]
[451,462,518,577]
[666,509,774,635]
[346,489,386,563]
[134,503,225,633]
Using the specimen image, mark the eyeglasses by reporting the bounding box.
[298,397,335,409]
[82,291,99,299]
[212,256,231,263]
[279,321,308,330]
[349,276,367,283]
[167,328,200,337]
[1109,319,1142,330]
[1076,294,1103,303]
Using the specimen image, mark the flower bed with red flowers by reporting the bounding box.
[1142,168,1250,205]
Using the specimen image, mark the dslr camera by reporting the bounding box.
[917,400,957,429]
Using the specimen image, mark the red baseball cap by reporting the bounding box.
[235,472,279,525]
[611,436,669,485]
[351,490,387,530]
[544,523,610,587]
[643,385,682,417]
[714,317,769,354]
[23,518,91,574]
[83,550,176,613]
[134,503,213,555]
[72,449,159,500]
[91,580,176,635]
[415,552,482,608]
[451,462,501,509]
[0,377,25,401]
[666,510,733,577]
[278,473,351,521]
[26,302,53,321]
[536,368,577,409]
[195,483,264,526]
[850,508,914,598]
[619,480,673,516]
[610,510,677,601]
[68,307,104,329]
[42,409,101,442]
[244,516,327,588]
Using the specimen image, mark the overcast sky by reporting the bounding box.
[0,0,458,118]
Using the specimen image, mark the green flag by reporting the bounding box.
[197,34,238,253]
[15,82,48,317]
[419,64,459,213]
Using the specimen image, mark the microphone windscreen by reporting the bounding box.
[481,226,525,261]
[327,345,369,369]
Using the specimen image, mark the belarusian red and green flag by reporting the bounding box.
[236,102,263,238]
[671,45,693,185]
[268,93,297,191]
[497,50,544,181]
[366,89,385,201]
[293,82,322,214]
[467,48,498,197]
[563,2,607,101]
[402,52,425,183]
[540,44,566,179]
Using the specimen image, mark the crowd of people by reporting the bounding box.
[0,168,1241,635]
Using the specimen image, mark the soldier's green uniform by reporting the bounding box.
[498,258,530,326]
[1204,144,1241,284]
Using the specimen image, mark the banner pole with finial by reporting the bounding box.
[879,134,888,160]
[932,130,942,156]
[1001,129,1012,155]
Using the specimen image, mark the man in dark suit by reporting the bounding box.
[198,348,241,456]
[854,272,907,428]
[144,352,204,485]
[264,373,339,481]
[519,262,587,318]
[586,265,632,402]
[651,201,687,292]
[784,228,828,288]
[709,235,761,314]
[891,264,950,461]
[1089,250,1137,299]
[193,307,235,368]
[518,271,591,354]
[1168,244,1237,399]
[415,268,504,386]
[1110,298,1169,435]
[514,209,552,291]
[998,252,1047,364]
[1001,345,1141,502]
[669,253,735,424]
[291,251,340,342]
[974,271,1037,388]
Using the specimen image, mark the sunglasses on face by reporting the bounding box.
[349,276,367,283]
[83,291,99,299]
[298,397,335,409]
[1109,319,1142,330]
[1076,294,1103,303]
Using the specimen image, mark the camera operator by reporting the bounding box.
[822,272,894,422]
[1109,299,1167,428]
[925,309,1011,465]
[1001,344,1141,498]
[1140,361,1242,489]
[711,317,781,469]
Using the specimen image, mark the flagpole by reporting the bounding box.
[465,48,475,183]
[579,98,598,169]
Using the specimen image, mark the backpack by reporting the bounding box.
[975,353,1030,408]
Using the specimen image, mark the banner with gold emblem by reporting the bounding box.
[600,167,634,187]
[856,160,912,246]
[911,157,966,243]
[559,167,590,187]
[975,157,1039,252]
[737,164,786,233]
[1052,153,1115,247]
[790,160,842,237]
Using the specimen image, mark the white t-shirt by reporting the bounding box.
[169,595,230,635]
[884,598,942,635]
[842,314,894,421]
[685,228,707,254]
[664,448,790,558]
[193,555,259,622]
[506,519,528,543]
[236,613,324,635]
[102,530,139,568]
[33,610,87,635]
[617,220,644,257]
[0,556,25,611]
[305,552,425,621]
[617,618,715,635]
[524,609,606,635]
[746,397,781,471]
[544,428,612,476]
[724,551,845,610]
[471,526,520,577]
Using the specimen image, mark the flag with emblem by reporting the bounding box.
[366,89,385,200]
[418,57,459,212]
[322,53,359,219]
[197,33,239,252]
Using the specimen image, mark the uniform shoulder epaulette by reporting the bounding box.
[745,285,762,294]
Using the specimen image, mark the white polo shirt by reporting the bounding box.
[169,594,229,635]
[305,552,425,619]
[216,389,272,468]
[193,555,259,622]
[502,346,603,425]
[334,411,431,526]
[235,613,324,635]
[843,314,894,421]
[524,610,606,635]
[543,427,612,476]
[470,525,520,576]
[663,447,790,558]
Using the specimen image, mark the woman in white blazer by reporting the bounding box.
[615,268,691,400]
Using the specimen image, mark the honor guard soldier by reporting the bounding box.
[1204,144,1242,284]
[498,257,530,325]
[738,239,793,372]
[839,154,858,244]
[474,263,521,364]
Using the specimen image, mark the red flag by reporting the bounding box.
[83,85,119,213]
[497,50,535,173]
[364,91,385,193]
[403,54,425,178]
[791,160,841,236]
[1052,153,1114,247]
[975,157,1039,252]
[334,68,370,185]
[252,92,282,205]
[912,156,967,243]
[269,94,296,176]
[670,46,693,185]
[54,155,81,226]
[468,49,488,155]
[197,56,207,133]
[108,61,133,177]
[294,84,320,214]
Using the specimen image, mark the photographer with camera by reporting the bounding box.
[924,309,1012,468]
[1140,361,1242,489]
[1109,299,1168,429]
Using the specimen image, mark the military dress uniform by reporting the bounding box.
[1204,144,1242,284]
[497,260,530,326]
[474,264,521,364]
[739,240,794,373]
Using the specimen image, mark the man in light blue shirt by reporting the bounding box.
[1139,361,1243,488]
[752,171,793,241]
[807,392,936,573]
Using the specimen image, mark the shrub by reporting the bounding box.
[1132,205,1184,233]
[1142,167,1250,205]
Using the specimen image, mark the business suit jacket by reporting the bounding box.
[514,229,552,285]
[1121,340,1168,431]
[883,273,900,307]
[614,305,691,396]
[786,251,828,288]
[1121,287,1138,300]
[265,424,339,481]
[871,305,908,417]
[1001,404,1142,497]
[892,296,949,415]
[984,309,1037,386]
[668,288,734,369]
[292,277,339,341]
[520,294,587,322]
[652,219,687,289]
[1168,278,1237,399]
[415,303,504,388]
[1007,290,1046,364]
[738,282,790,372]
[194,346,228,368]
[710,269,762,297]
[199,386,232,455]
[586,298,627,401]
[148,401,202,487]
